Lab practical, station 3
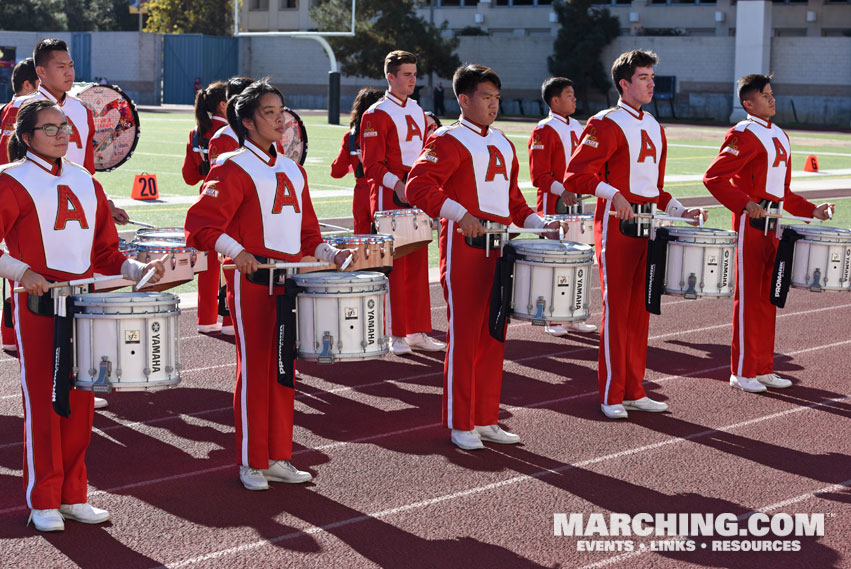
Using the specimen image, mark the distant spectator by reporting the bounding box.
[432,82,445,116]
[99,76,108,85]
[193,76,202,93]
[412,85,422,101]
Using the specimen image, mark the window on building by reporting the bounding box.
[495,0,554,5]
[593,0,631,4]
[280,0,297,8]
[650,0,717,4]
[439,0,478,6]
[250,0,269,9]
[772,0,808,3]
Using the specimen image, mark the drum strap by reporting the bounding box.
[218,284,230,316]
[645,227,672,315]
[192,128,212,176]
[749,199,779,232]
[2,280,11,328]
[770,227,804,308]
[275,278,300,388]
[620,203,653,238]
[489,244,518,342]
[348,129,365,179]
[554,196,584,215]
[52,295,76,418]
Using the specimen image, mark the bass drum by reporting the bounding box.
[69,82,140,172]
[281,107,308,165]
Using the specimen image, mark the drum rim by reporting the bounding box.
[374,208,426,218]
[292,271,388,284]
[331,235,394,244]
[72,291,180,302]
[134,241,193,252]
[73,82,140,172]
[511,238,594,254]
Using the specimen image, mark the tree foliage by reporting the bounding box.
[144,0,233,35]
[548,0,620,112]
[0,0,67,31]
[0,0,139,31]
[310,0,461,79]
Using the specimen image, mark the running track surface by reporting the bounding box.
[0,273,849,569]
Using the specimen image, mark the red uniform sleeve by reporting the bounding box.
[184,161,248,253]
[528,126,563,194]
[84,108,96,174]
[0,106,17,165]
[405,135,463,218]
[507,139,537,226]
[91,178,127,274]
[209,133,239,165]
[296,164,324,257]
[360,110,395,189]
[0,173,23,246]
[330,132,354,179]
[564,117,621,196]
[703,129,762,214]
[182,129,203,186]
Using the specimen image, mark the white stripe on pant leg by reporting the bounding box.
[14,288,35,508]
[446,220,455,430]
[736,214,747,377]
[601,201,614,405]
[234,272,250,467]
[543,194,548,215]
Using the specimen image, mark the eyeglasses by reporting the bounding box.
[32,123,74,137]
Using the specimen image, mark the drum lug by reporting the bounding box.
[684,273,698,300]
[91,356,113,394]
[810,268,823,292]
[318,331,335,365]
[532,296,547,326]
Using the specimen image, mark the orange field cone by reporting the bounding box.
[131,173,159,200]
[804,155,819,173]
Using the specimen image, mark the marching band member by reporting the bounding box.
[406,64,563,450]
[185,80,353,491]
[703,74,833,393]
[0,99,163,531]
[565,50,703,420]
[331,88,383,235]
[181,81,232,334]
[208,76,255,164]
[360,51,445,356]
[528,77,597,338]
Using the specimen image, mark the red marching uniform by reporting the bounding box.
[528,112,583,215]
[0,151,128,509]
[360,92,432,337]
[330,130,372,235]
[0,86,96,351]
[565,102,685,406]
[407,118,544,430]
[182,115,231,329]
[703,115,815,378]
[185,140,327,469]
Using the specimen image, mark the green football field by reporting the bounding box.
[103,111,851,290]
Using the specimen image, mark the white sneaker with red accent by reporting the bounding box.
[220,325,235,336]
[568,321,598,333]
[475,424,520,444]
[405,333,446,352]
[262,460,313,484]
[59,503,110,524]
[757,373,792,388]
[450,429,484,450]
[390,336,413,356]
[29,509,64,532]
[197,323,222,334]
[622,397,668,412]
[730,374,767,393]
[544,325,568,337]
[239,466,269,491]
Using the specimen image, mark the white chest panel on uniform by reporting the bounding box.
[5,155,97,274]
[375,94,426,168]
[542,114,583,165]
[740,117,789,200]
[447,120,514,218]
[230,142,305,255]
[605,105,663,198]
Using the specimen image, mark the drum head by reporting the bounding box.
[511,238,593,257]
[787,224,851,242]
[136,228,186,242]
[667,226,738,243]
[543,214,593,223]
[71,83,140,172]
[281,107,308,165]
[135,240,191,253]
[292,271,387,287]
[374,208,424,219]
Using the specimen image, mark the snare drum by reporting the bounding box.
[72,292,181,392]
[135,227,186,243]
[374,208,433,257]
[291,272,389,363]
[788,225,851,292]
[92,239,139,291]
[329,234,394,274]
[544,214,595,245]
[134,240,206,291]
[664,227,737,299]
[510,239,595,325]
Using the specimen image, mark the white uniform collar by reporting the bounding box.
[37,85,66,105]
[458,117,489,137]
[244,138,277,166]
[548,111,569,125]
[617,99,643,120]
[26,149,62,176]
[385,91,408,107]
[747,114,772,129]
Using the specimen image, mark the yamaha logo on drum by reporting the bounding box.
[574,269,584,311]
[721,250,731,289]
[367,299,375,309]
[366,299,377,346]
[150,322,162,373]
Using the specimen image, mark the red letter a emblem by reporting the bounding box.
[54,185,89,230]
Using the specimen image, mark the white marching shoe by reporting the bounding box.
[450,429,484,450]
[390,336,413,356]
[622,397,668,412]
[59,503,110,524]
[730,374,767,393]
[221,325,235,336]
[475,425,520,444]
[93,397,108,410]
[239,466,269,491]
[2,343,16,352]
[405,333,446,352]
[262,460,313,484]
[601,404,628,419]
[757,373,793,389]
[545,325,568,337]
[28,509,64,532]
[197,323,222,334]
[568,321,598,333]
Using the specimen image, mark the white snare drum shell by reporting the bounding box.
[788,225,851,292]
[663,227,737,299]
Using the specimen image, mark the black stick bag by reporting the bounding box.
[770,227,803,308]
[52,296,76,418]
[217,284,230,317]
[489,244,518,343]
[645,227,671,315]
[275,278,300,388]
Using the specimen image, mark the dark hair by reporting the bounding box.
[12,58,38,95]
[33,38,69,68]
[738,74,773,106]
[384,50,417,77]
[7,99,60,161]
[194,81,227,134]
[349,88,383,134]
[541,77,574,107]
[452,64,501,98]
[226,76,254,100]
[611,50,658,95]
[225,78,285,147]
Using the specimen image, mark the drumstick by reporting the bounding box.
[135,254,171,291]
[607,211,697,224]
[761,212,823,223]
[339,254,354,271]
[454,227,559,235]
[318,222,350,232]
[128,219,157,229]
[13,274,125,293]
[222,261,334,270]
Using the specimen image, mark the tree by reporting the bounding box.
[310,0,460,80]
[144,0,233,35]
[0,0,67,31]
[548,0,620,114]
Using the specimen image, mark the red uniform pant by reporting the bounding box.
[595,199,650,405]
[352,185,372,235]
[196,253,234,328]
[731,213,778,378]
[12,288,94,509]
[229,271,295,468]
[386,246,432,337]
[439,220,505,430]
[2,279,15,348]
